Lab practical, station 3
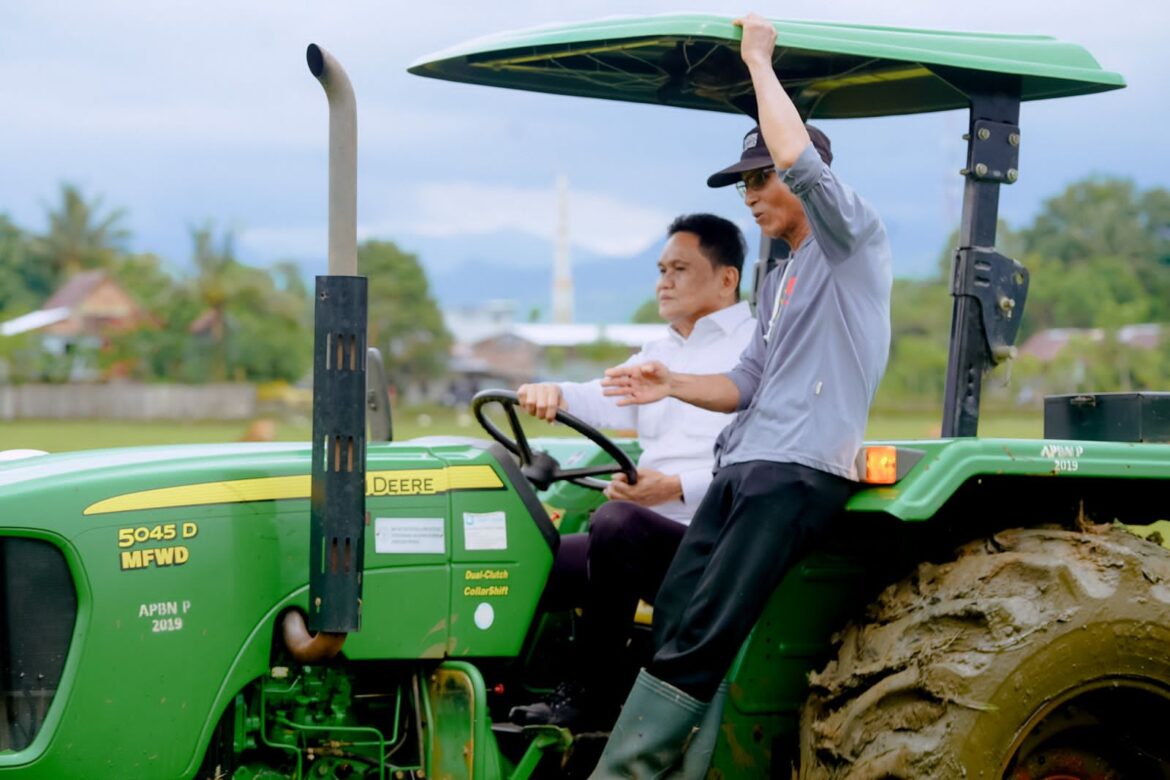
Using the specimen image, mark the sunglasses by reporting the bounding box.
[735,167,775,198]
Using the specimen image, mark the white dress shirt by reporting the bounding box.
[558,301,756,525]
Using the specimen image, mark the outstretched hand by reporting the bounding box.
[733,12,777,69]
[601,361,672,406]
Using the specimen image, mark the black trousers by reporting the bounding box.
[648,461,854,701]
[544,501,687,680]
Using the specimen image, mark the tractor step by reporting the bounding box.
[491,723,608,779]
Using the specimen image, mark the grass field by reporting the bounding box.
[2,406,1044,453]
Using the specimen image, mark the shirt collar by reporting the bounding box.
[669,300,752,341]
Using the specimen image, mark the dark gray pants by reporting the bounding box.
[649,461,854,701]
[546,501,687,667]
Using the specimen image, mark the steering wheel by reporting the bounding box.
[471,390,638,492]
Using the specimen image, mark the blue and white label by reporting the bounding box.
[463,511,507,551]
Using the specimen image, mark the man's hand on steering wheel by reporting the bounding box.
[517,383,566,422]
[471,389,637,491]
[604,468,681,506]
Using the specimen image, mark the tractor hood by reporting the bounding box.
[408,14,1124,118]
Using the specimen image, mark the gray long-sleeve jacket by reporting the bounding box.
[716,143,892,480]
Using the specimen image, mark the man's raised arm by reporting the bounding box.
[734,13,808,169]
[600,361,740,413]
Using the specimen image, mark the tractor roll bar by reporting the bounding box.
[936,70,1030,437]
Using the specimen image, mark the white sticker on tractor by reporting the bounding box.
[138,600,189,633]
[463,511,508,550]
[375,517,446,554]
[474,602,495,630]
[1040,443,1084,473]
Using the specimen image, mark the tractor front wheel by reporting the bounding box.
[799,527,1170,779]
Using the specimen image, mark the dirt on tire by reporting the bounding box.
[798,526,1170,779]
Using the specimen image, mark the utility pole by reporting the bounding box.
[552,175,574,324]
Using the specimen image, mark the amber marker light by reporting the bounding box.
[864,446,899,484]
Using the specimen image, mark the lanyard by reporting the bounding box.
[763,258,795,345]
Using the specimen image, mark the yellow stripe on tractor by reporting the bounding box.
[84,465,503,516]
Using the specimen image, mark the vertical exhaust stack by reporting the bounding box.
[306,44,358,277]
[285,44,367,662]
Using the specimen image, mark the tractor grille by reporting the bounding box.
[1,537,77,752]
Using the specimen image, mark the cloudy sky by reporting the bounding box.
[3,1,1167,317]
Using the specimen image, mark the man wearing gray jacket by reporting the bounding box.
[590,12,893,778]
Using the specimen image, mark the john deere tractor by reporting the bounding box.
[4,15,1169,780]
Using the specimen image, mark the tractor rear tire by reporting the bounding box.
[798,526,1170,779]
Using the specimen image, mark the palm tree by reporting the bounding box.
[189,223,238,381]
[39,183,130,282]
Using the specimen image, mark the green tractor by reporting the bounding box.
[3,14,1168,780]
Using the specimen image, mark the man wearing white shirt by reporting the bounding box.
[509,213,755,731]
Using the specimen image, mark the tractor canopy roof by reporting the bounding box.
[408,13,1124,119]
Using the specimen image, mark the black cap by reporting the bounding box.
[707,124,833,188]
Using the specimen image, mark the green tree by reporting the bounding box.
[1021,177,1170,323]
[874,334,949,409]
[98,228,311,384]
[271,260,310,302]
[176,224,311,383]
[187,224,238,380]
[889,277,950,341]
[1023,178,1156,266]
[37,183,130,287]
[361,240,451,388]
[874,277,951,409]
[1142,187,1170,267]
[111,252,180,314]
[222,262,311,383]
[876,178,1170,410]
[0,215,38,316]
[631,297,664,323]
[1021,253,1149,337]
[100,252,192,380]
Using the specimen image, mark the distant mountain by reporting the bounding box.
[401,230,665,323]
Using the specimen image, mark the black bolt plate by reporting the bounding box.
[951,247,1030,363]
[966,119,1021,183]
